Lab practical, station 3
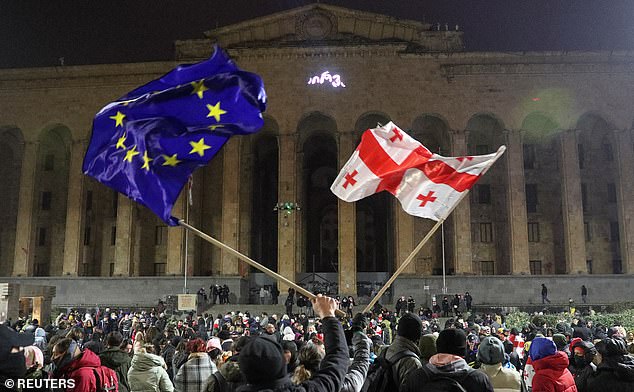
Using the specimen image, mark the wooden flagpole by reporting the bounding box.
[177,219,347,317]
[362,145,507,313]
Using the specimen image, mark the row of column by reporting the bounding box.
[10,129,634,296]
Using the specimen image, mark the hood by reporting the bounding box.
[100,348,131,367]
[532,351,569,372]
[219,360,243,382]
[428,354,471,374]
[529,337,557,361]
[63,349,101,372]
[131,352,165,371]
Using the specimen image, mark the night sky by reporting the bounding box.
[1,0,633,69]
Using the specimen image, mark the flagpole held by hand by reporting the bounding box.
[177,219,347,318]
[362,145,506,313]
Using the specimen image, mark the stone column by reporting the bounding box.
[221,138,241,276]
[278,134,298,290]
[505,130,530,274]
[615,129,634,273]
[12,141,38,276]
[62,140,87,276]
[166,194,186,275]
[450,130,473,274]
[337,132,357,295]
[113,195,136,276]
[559,130,587,273]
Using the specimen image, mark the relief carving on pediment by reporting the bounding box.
[295,9,337,40]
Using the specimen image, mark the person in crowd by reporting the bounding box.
[395,296,406,317]
[162,337,180,380]
[205,336,250,392]
[586,337,634,391]
[52,337,112,392]
[568,340,597,392]
[0,324,33,392]
[235,294,348,392]
[465,292,473,312]
[174,339,214,392]
[128,343,173,392]
[100,331,132,392]
[442,296,450,317]
[541,284,551,304]
[23,345,48,392]
[581,285,588,304]
[384,312,423,389]
[477,336,522,391]
[292,342,324,384]
[418,334,437,365]
[529,337,576,392]
[403,328,493,392]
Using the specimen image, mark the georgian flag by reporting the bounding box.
[331,122,505,221]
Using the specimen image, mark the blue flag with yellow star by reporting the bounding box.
[82,46,266,226]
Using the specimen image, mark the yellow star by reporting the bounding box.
[162,154,182,167]
[109,111,126,127]
[191,80,208,99]
[123,145,140,163]
[206,102,227,122]
[189,138,211,157]
[141,150,153,171]
[115,133,127,150]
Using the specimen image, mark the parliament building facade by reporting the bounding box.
[1,4,634,301]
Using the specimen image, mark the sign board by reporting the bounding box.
[423,285,430,291]
[177,294,197,311]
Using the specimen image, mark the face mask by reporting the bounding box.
[574,356,588,368]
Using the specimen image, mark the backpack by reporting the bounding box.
[210,370,245,392]
[93,366,119,392]
[361,349,417,392]
[419,365,468,392]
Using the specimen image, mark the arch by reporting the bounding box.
[297,112,338,147]
[302,132,338,272]
[411,114,451,155]
[521,112,560,142]
[466,113,505,154]
[576,112,613,132]
[353,112,391,144]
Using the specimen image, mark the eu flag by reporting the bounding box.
[82,47,266,226]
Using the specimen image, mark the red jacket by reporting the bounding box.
[58,349,102,392]
[532,351,578,392]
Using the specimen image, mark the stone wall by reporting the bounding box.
[392,275,634,309]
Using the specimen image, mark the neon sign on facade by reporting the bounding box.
[307,71,346,88]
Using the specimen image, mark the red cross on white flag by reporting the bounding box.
[330,122,505,221]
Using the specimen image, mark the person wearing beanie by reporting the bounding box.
[383,313,423,389]
[477,337,521,392]
[236,294,348,392]
[403,329,493,392]
[586,337,634,392]
[418,334,437,364]
[529,337,576,392]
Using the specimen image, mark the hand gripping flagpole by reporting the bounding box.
[363,145,507,314]
[177,219,347,318]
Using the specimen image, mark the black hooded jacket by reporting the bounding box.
[586,354,634,392]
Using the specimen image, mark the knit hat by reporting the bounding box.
[437,329,467,357]
[529,337,556,361]
[477,336,505,365]
[206,337,222,352]
[596,337,627,357]
[552,334,567,350]
[397,313,422,342]
[239,337,287,384]
[418,334,437,362]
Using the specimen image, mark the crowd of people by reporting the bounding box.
[1,294,634,392]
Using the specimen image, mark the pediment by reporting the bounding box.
[200,4,463,51]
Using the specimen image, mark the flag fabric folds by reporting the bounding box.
[331,122,505,221]
[82,47,266,226]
